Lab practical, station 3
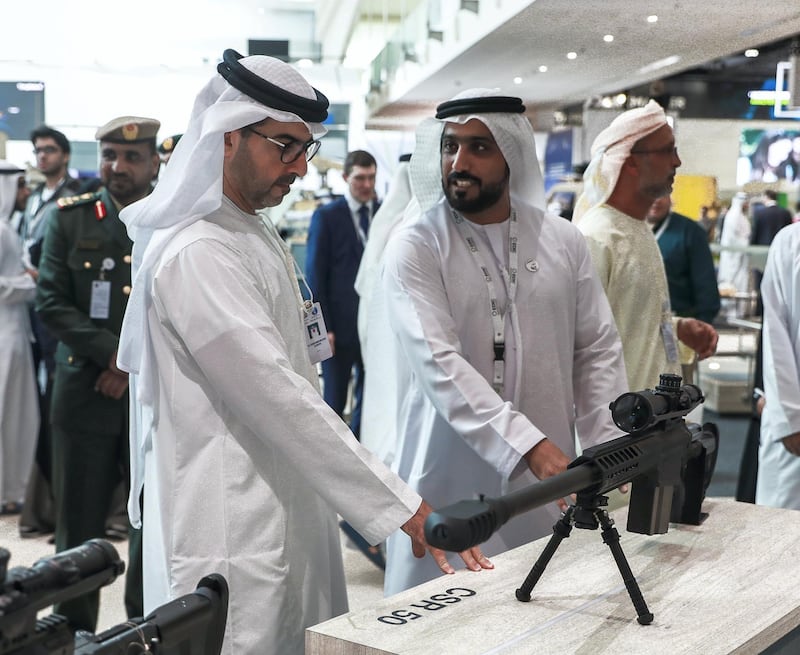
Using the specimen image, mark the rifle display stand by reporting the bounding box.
[515,496,654,625]
[307,499,800,655]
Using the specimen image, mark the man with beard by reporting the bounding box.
[574,100,717,393]
[381,88,628,594]
[35,116,160,632]
[115,53,481,655]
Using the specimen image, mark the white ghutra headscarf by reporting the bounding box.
[409,88,545,214]
[573,99,668,223]
[0,161,24,221]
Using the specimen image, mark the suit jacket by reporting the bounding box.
[305,196,378,349]
[751,203,792,246]
[35,188,133,433]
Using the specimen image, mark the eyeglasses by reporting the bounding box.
[630,145,679,157]
[247,127,321,164]
[33,146,60,156]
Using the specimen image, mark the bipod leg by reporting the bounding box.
[596,509,654,625]
[516,506,575,602]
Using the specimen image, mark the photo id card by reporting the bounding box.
[90,280,111,319]
[304,302,332,364]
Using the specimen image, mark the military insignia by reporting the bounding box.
[95,200,107,220]
[162,136,174,151]
[525,259,539,273]
[57,192,96,210]
[122,123,139,141]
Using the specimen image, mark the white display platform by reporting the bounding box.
[307,498,800,654]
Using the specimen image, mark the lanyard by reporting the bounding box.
[257,216,315,311]
[450,208,519,393]
[653,214,671,241]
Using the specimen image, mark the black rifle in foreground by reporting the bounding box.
[424,373,719,624]
[0,539,228,655]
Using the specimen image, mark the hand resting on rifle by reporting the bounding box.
[524,438,572,511]
[523,438,630,512]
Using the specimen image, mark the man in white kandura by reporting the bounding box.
[381,89,628,595]
[756,221,800,510]
[355,154,414,466]
[117,51,487,655]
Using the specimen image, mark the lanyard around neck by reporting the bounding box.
[449,207,519,393]
[257,215,315,310]
[653,214,671,241]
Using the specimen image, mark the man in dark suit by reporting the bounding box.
[18,125,82,539]
[36,116,161,632]
[751,189,792,247]
[751,189,792,315]
[305,150,378,440]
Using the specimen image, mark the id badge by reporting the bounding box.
[304,302,332,364]
[90,280,111,319]
[660,301,678,363]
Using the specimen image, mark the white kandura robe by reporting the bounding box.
[141,197,421,655]
[717,203,751,294]
[0,219,38,505]
[756,223,800,509]
[578,204,680,392]
[381,197,627,595]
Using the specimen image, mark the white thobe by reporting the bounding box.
[578,204,680,392]
[140,197,421,655]
[381,197,626,595]
[0,219,38,504]
[717,206,751,293]
[756,223,800,509]
[356,202,413,467]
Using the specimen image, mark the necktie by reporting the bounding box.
[358,204,370,240]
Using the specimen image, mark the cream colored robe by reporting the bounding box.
[578,204,681,392]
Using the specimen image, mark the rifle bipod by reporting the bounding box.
[515,495,654,625]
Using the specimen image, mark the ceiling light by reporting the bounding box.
[296,58,313,68]
[638,55,681,75]
[567,51,578,60]
[744,49,759,58]
[604,34,614,43]
[615,93,628,105]
[647,15,658,23]
[600,96,614,108]
[538,65,548,73]
[513,76,522,84]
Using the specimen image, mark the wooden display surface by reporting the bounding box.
[307,498,800,654]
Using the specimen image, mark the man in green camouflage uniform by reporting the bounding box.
[36,116,160,632]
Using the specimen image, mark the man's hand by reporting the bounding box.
[327,331,336,356]
[523,439,572,510]
[95,350,129,399]
[401,500,494,575]
[25,267,38,282]
[756,396,766,417]
[95,370,129,399]
[676,318,718,360]
[782,432,800,456]
[108,350,127,376]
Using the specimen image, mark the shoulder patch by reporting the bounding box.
[57,192,98,210]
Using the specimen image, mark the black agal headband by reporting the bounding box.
[435,96,526,119]
[217,49,329,123]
